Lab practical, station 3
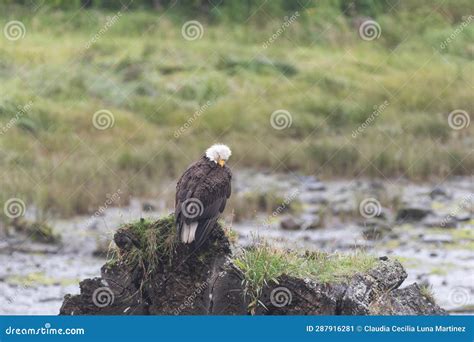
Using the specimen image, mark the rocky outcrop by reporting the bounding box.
[60,217,446,316]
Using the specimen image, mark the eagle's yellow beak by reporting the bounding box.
[218,159,225,167]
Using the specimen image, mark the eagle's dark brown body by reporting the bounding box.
[175,155,232,248]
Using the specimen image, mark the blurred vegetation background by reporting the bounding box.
[0,0,472,219]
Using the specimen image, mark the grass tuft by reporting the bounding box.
[233,240,377,307]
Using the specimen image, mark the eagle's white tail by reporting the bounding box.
[181,222,198,243]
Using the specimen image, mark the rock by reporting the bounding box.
[371,283,447,315]
[422,214,457,229]
[429,187,450,200]
[454,213,470,222]
[340,258,407,315]
[396,206,432,222]
[10,218,61,244]
[142,202,156,212]
[280,216,304,230]
[302,215,322,230]
[255,275,345,315]
[306,181,326,192]
[422,234,453,244]
[60,216,446,316]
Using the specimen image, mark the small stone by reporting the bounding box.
[422,234,453,244]
[142,202,156,212]
[302,215,322,230]
[280,216,304,230]
[429,187,450,200]
[307,182,326,192]
[396,206,432,222]
[455,213,470,222]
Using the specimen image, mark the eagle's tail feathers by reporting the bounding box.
[180,222,198,243]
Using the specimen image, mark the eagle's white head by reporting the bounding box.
[206,144,231,167]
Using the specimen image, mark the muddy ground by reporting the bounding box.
[0,171,472,314]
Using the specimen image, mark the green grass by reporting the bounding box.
[107,215,177,277]
[233,241,377,307]
[0,4,472,219]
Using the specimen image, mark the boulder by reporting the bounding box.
[396,206,432,222]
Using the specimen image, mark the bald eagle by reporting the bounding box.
[175,144,232,248]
